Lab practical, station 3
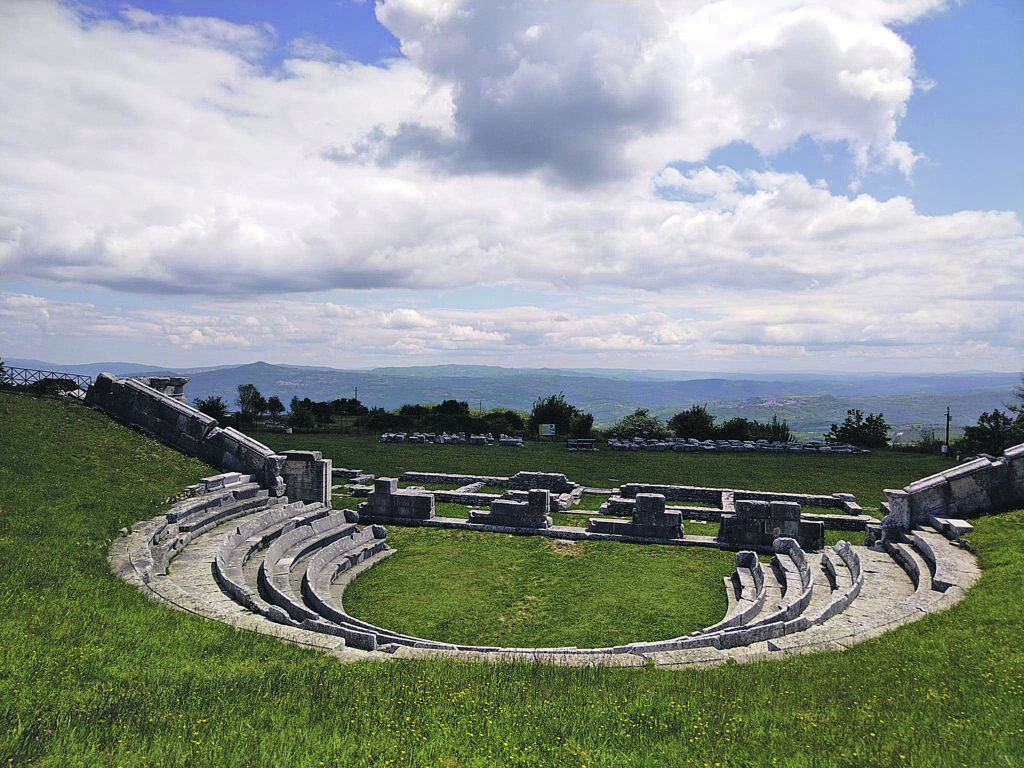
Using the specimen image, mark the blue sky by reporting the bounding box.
[0,0,1020,372]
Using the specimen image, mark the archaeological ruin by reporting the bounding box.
[88,373,1022,667]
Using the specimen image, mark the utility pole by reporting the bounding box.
[354,386,358,403]
[944,405,951,456]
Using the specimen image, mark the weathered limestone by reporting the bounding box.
[399,470,578,495]
[717,500,825,551]
[881,443,1024,535]
[280,450,332,508]
[358,478,435,521]
[469,489,553,528]
[108,438,985,669]
[135,376,189,402]
[86,373,288,496]
[587,493,684,539]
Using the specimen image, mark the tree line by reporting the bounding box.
[184,377,1024,454]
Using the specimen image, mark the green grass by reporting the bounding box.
[252,431,953,514]
[397,480,464,491]
[826,529,867,547]
[344,528,734,648]
[572,492,610,510]
[2,393,1022,767]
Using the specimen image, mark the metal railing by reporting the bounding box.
[0,365,93,392]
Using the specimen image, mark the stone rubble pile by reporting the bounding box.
[606,437,869,454]
[379,431,522,446]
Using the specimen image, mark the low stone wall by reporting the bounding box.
[882,443,1024,529]
[398,471,577,494]
[618,483,862,515]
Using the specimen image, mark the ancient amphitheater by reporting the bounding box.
[91,373,1021,669]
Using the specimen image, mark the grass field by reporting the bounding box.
[253,431,953,514]
[344,528,735,648]
[2,392,1022,767]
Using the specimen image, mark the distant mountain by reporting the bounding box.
[3,358,179,378]
[8,357,1017,435]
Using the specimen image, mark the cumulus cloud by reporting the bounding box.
[371,0,936,184]
[0,0,1020,370]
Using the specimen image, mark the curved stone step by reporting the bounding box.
[116,491,979,668]
[258,513,360,622]
[695,551,768,635]
[301,528,419,651]
[908,529,979,593]
[805,542,862,625]
[749,551,813,628]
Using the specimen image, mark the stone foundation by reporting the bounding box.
[359,478,435,521]
[588,493,684,539]
[717,500,824,551]
[469,489,553,528]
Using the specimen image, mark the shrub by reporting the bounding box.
[568,412,594,438]
[527,393,591,438]
[610,409,669,440]
[193,395,228,422]
[826,409,890,449]
[668,405,716,440]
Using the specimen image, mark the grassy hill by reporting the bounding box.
[1,391,1022,766]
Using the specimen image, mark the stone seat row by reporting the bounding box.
[119,476,977,667]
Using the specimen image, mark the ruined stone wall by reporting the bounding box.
[85,372,331,505]
[883,443,1024,527]
[280,450,332,508]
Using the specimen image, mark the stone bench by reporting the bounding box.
[302,526,429,651]
[696,551,767,635]
[909,529,972,593]
[258,514,362,622]
[211,502,330,624]
[750,540,814,627]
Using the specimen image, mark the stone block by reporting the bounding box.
[770,501,801,521]
[882,489,910,529]
[528,489,551,516]
[635,493,666,526]
[281,449,322,463]
[798,520,825,550]
[736,499,770,519]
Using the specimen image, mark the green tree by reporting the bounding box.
[667,404,716,440]
[568,412,594,438]
[610,409,669,440]
[826,409,890,449]
[958,409,1023,455]
[528,393,586,437]
[193,395,228,422]
[288,396,316,429]
[266,395,285,424]
[236,383,264,424]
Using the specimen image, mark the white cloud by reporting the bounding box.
[374,0,939,184]
[1,290,1019,372]
[0,0,1020,370]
